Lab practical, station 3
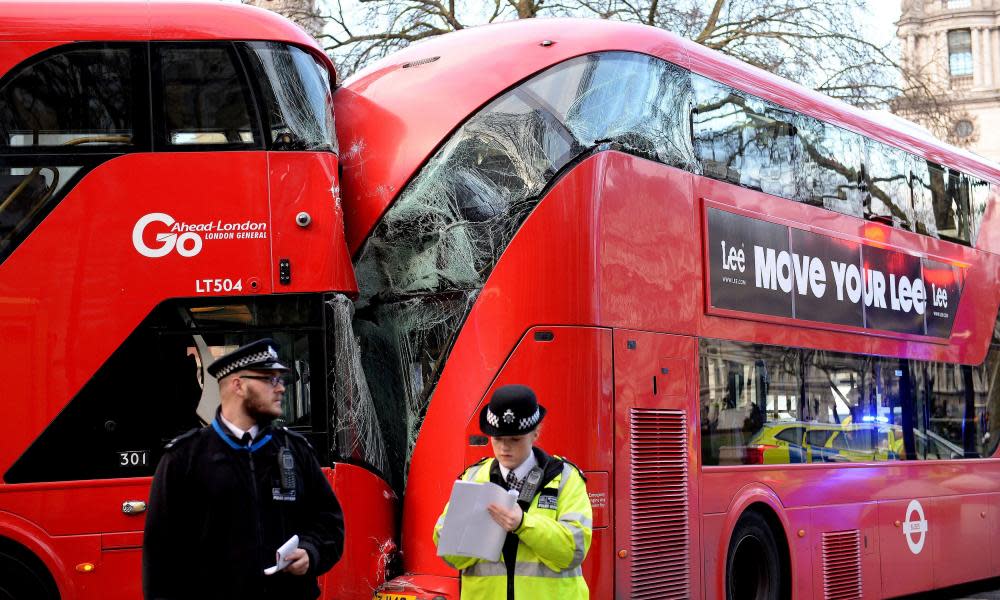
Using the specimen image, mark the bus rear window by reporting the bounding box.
[241,42,337,152]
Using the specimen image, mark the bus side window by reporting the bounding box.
[153,43,260,148]
[864,140,914,231]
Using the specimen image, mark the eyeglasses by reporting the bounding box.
[238,374,288,387]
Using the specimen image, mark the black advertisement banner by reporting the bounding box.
[922,259,964,338]
[706,207,965,339]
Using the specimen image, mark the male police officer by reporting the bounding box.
[434,384,592,599]
[143,339,344,600]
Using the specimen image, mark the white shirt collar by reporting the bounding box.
[220,413,258,443]
[498,450,537,482]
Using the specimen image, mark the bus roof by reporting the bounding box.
[0,1,324,55]
[335,17,1000,254]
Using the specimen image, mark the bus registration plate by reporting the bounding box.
[374,594,416,600]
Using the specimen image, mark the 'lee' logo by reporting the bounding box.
[721,240,745,272]
[132,213,202,258]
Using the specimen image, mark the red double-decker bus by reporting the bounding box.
[335,18,1000,599]
[0,2,394,598]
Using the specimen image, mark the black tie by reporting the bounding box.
[241,432,252,447]
[506,471,521,492]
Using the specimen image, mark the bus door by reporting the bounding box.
[612,329,700,598]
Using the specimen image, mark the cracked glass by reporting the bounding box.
[348,52,695,488]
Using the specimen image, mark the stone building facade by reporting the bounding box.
[898,0,1000,160]
[244,0,324,40]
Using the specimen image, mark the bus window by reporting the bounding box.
[970,175,991,246]
[4,296,325,484]
[864,140,915,231]
[0,162,87,260]
[702,321,1000,467]
[909,156,938,237]
[0,44,137,149]
[692,75,804,199]
[795,117,864,217]
[154,44,259,148]
[240,42,337,151]
[699,339,800,465]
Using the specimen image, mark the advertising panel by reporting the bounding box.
[705,207,965,338]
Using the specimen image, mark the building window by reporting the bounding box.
[947,0,971,8]
[953,119,974,140]
[948,30,973,78]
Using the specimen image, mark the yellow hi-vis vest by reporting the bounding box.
[433,456,592,600]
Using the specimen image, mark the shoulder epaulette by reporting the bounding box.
[164,427,200,451]
[555,455,587,482]
[279,426,314,450]
[457,456,490,480]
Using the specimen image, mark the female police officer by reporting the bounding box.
[434,384,592,599]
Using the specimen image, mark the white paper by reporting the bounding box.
[436,481,515,561]
[263,534,299,575]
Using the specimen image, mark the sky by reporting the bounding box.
[868,1,903,46]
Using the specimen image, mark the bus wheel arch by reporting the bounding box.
[0,516,67,600]
[0,536,61,600]
[722,491,792,600]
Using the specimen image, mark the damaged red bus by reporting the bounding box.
[0,2,393,599]
[335,18,1000,599]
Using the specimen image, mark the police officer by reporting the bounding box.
[434,384,592,599]
[143,339,345,600]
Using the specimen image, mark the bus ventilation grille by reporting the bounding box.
[821,529,862,599]
[628,408,689,599]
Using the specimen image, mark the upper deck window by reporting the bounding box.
[154,44,259,148]
[948,30,973,78]
[241,43,337,152]
[0,45,137,150]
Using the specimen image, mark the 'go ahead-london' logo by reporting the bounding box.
[131,212,267,258]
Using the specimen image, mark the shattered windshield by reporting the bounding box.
[342,52,695,488]
[242,42,337,152]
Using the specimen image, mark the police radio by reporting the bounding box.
[279,447,296,489]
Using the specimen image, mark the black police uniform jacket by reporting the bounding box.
[142,414,345,600]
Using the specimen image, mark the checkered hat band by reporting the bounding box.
[215,350,276,379]
[488,407,539,431]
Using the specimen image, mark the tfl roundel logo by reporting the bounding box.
[132,213,203,258]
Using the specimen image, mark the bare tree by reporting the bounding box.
[282,0,946,125]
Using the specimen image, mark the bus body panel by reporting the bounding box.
[611,329,700,598]
[929,494,992,587]
[807,502,878,600]
[266,152,355,294]
[323,463,398,600]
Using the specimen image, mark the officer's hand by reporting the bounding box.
[487,503,523,532]
[285,548,310,576]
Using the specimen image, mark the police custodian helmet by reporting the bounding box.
[479,384,546,437]
[207,338,290,380]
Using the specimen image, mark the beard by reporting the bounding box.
[244,385,283,425]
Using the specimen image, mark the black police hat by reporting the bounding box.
[207,338,290,380]
[479,384,546,437]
